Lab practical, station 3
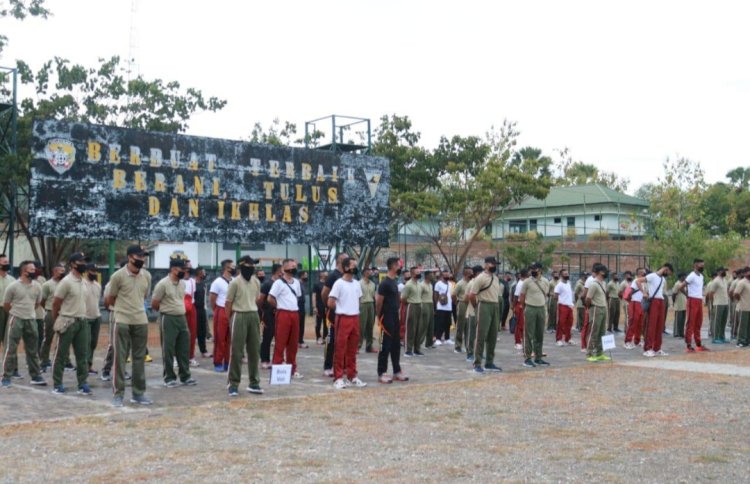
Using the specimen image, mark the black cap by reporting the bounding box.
[595,264,609,274]
[127,245,146,257]
[239,255,260,266]
[169,258,186,268]
[472,265,483,274]
[86,263,98,272]
[68,252,89,263]
[485,256,498,264]
[530,261,543,270]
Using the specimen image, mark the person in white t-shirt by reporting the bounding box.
[554,269,576,345]
[636,263,674,357]
[674,258,708,352]
[513,270,527,350]
[624,268,646,349]
[433,270,453,345]
[268,259,303,379]
[328,257,366,389]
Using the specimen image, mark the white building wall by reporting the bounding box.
[149,242,310,269]
[495,212,646,239]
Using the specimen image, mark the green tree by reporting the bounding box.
[554,147,629,192]
[502,233,557,271]
[0,0,49,55]
[3,55,225,271]
[725,166,750,190]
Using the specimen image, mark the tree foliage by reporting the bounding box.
[554,147,629,192]
[502,234,557,271]
[0,0,49,55]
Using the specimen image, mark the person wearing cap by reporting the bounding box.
[0,253,16,369]
[82,263,102,375]
[706,268,729,344]
[327,257,366,389]
[401,266,423,357]
[39,263,65,371]
[520,262,550,368]
[1,260,46,387]
[636,262,675,357]
[151,258,196,388]
[452,267,473,353]
[51,253,93,395]
[210,259,235,372]
[467,257,503,373]
[105,245,153,406]
[359,267,377,353]
[674,259,706,352]
[225,255,263,396]
[463,265,483,363]
[268,259,303,378]
[419,269,435,348]
[584,264,610,362]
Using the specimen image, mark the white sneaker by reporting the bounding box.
[644,350,656,357]
[556,341,564,347]
[350,377,367,388]
[656,350,669,356]
[445,339,454,345]
[333,378,347,390]
[434,340,443,346]
[293,372,303,379]
[580,348,587,353]
[638,341,644,347]
[323,369,334,377]
[514,344,522,350]
[623,342,632,350]
[189,359,199,367]
[567,340,577,346]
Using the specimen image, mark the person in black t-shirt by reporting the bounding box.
[193,268,210,357]
[375,257,409,383]
[321,253,348,377]
[313,272,328,344]
[258,263,282,369]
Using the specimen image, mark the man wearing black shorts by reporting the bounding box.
[376,258,409,383]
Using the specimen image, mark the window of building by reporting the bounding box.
[567,217,575,227]
[594,215,601,221]
[554,217,561,224]
[529,219,538,232]
[509,220,528,233]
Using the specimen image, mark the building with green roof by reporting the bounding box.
[489,184,650,240]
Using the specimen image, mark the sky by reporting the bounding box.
[2,0,750,193]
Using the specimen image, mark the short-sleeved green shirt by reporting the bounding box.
[54,273,87,318]
[471,272,501,303]
[521,276,548,307]
[587,279,607,307]
[226,275,260,312]
[41,278,59,311]
[360,279,376,304]
[83,279,102,319]
[108,267,151,325]
[606,281,620,299]
[454,279,468,302]
[708,278,729,306]
[153,276,186,316]
[401,279,421,304]
[3,279,42,320]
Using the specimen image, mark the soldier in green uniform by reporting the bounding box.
[585,265,610,362]
[520,262,550,368]
[420,270,435,349]
[39,264,65,371]
[359,267,377,353]
[401,267,423,356]
[152,258,196,388]
[467,257,502,373]
[225,255,262,396]
[707,268,729,343]
[1,260,45,387]
[0,253,16,368]
[51,253,92,395]
[606,273,621,333]
[574,273,586,332]
[453,267,473,353]
[619,271,632,335]
[546,271,559,333]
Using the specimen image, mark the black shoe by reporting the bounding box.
[414,351,426,357]
[534,359,550,366]
[523,358,536,368]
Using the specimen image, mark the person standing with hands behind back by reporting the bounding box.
[375,257,409,384]
[268,259,303,379]
[328,257,366,389]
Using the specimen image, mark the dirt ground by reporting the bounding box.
[1,317,749,482]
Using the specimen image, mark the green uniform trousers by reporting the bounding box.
[466,314,477,358]
[84,318,101,370]
[3,317,41,380]
[712,305,728,341]
[0,307,7,358]
[52,318,89,388]
[359,302,375,350]
[523,305,546,360]
[474,301,499,368]
[405,303,422,353]
[547,298,557,330]
[673,310,686,338]
[576,307,585,331]
[159,314,191,383]
[228,311,261,388]
[39,310,57,365]
[113,323,149,398]
[608,298,621,331]
[455,301,468,350]
[586,305,607,357]
[421,303,434,348]
[738,311,750,346]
